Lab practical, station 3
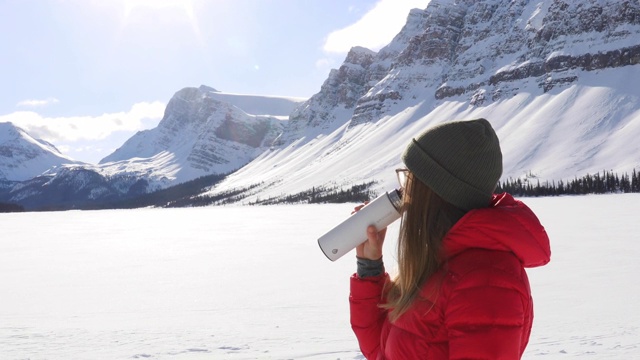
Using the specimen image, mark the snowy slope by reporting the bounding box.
[203,0,640,203]
[201,85,306,117]
[0,122,81,181]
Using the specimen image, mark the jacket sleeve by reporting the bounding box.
[444,266,530,360]
[349,273,389,359]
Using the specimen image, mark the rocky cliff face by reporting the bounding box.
[376,0,640,104]
[86,85,296,191]
[279,47,377,144]
[101,86,285,174]
[433,0,640,101]
[284,0,639,132]
[282,9,432,132]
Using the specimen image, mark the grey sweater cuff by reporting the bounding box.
[356,256,385,278]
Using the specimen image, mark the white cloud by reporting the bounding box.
[0,101,166,163]
[16,97,60,107]
[323,0,431,53]
[1,101,166,143]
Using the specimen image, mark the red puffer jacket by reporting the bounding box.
[350,193,551,360]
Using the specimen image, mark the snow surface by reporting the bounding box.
[1,194,639,359]
[203,90,306,117]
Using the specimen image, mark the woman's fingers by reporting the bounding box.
[367,225,386,246]
[361,225,385,260]
[353,202,385,260]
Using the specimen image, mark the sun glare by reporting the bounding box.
[122,0,196,20]
[118,0,203,44]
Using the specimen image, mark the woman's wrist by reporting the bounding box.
[356,256,385,278]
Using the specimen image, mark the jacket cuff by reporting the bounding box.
[356,256,385,278]
[350,272,388,300]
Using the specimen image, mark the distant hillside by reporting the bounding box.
[0,122,83,181]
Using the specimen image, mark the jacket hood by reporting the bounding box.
[441,192,551,268]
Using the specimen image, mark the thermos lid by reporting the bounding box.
[387,189,403,211]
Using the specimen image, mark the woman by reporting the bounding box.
[350,119,551,359]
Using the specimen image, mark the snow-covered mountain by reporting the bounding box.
[98,86,304,186]
[0,122,82,182]
[203,0,640,203]
[2,0,639,209]
[0,89,305,208]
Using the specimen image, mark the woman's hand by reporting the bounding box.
[352,203,387,260]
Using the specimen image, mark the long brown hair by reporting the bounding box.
[383,172,466,321]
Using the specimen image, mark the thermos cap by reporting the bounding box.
[387,189,403,211]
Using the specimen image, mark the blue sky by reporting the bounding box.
[1,0,430,163]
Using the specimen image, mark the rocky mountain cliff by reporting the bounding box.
[352,0,640,123]
[100,86,291,181]
[203,0,640,204]
[279,46,377,145]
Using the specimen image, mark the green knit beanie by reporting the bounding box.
[401,118,503,211]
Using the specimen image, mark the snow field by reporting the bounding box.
[0,193,639,359]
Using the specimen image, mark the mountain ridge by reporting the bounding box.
[0,91,304,208]
[0,122,83,182]
[1,0,639,210]
[202,0,640,204]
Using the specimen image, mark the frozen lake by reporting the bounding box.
[1,194,639,359]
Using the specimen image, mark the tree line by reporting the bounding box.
[0,202,25,213]
[496,169,640,197]
[250,182,377,205]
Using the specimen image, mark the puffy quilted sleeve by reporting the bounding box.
[444,265,531,360]
[349,273,389,359]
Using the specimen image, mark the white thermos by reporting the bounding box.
[318,189,403,261]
